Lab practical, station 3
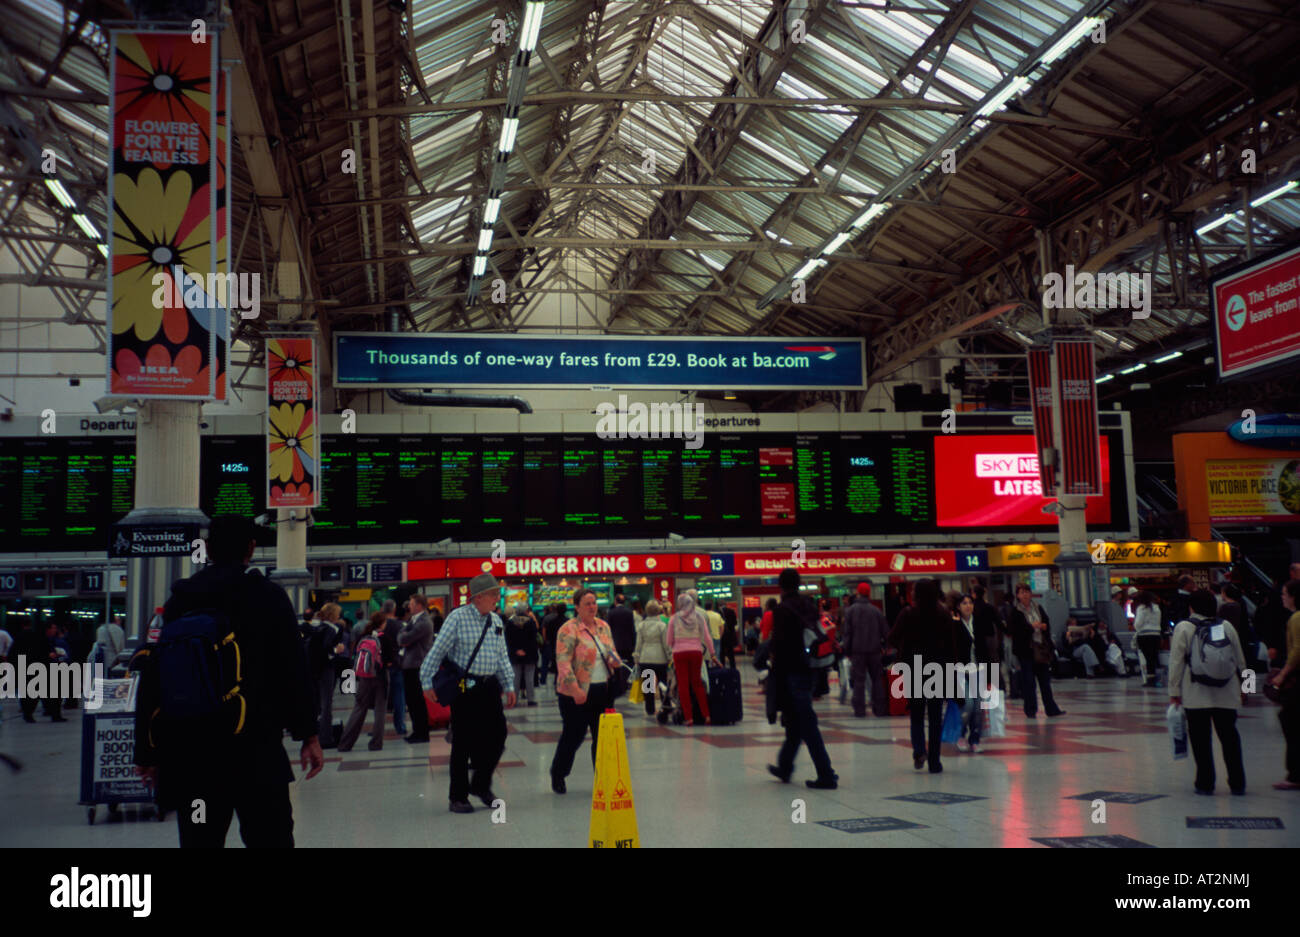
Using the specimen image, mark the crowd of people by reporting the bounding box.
[2,514,1296,845]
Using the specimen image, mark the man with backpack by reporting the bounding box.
[1168,588,1248,796]
[132,515,323,847]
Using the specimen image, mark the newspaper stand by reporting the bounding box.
[78,675,162,824]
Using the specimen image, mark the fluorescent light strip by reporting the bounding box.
[850,203,887,229]
[1040,17,1103,67]
[793,259,823,280]
[1153,351,1182,364]
[1118,363,1146,375]
[45,178,75,208]
[1196,211,1240,236]
[1250,180,1297,208]
[97,244,109,258]
[822,232,852,255]
[483,197,501,225]
[498,117,519,154]
[1095,373,1114,384]
[472,255,487,277]
[72,213,99,239]
[477,228,493,251]
[975,76,1029,117]
[519,2,545,53]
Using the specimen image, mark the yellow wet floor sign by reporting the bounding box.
[589,709,638,848]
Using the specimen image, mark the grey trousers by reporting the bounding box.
[513,660,536,701]
[338,676,387,751]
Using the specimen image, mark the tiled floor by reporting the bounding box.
[2,675,1297,848]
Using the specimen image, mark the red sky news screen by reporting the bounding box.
[934,434,1113,527]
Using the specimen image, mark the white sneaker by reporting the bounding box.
[969,743,981,754]
[956,738,969,752]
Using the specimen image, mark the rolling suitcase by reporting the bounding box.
[707,666,743,725]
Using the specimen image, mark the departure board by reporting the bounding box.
[481,436,521,530]
[793,434,834,530]
[354,436,398,537]
[311,436,356,543]
[757,443,794,526]
[839,433,933,532]
[717,436,756,526]
[0,429,1131,551]
[0,438,136,550]
[203,436,263,520]
[439,437,478,531]
[520,437,561,530]
[562,437,601,528]
[641,443,675,527]
[601,444,642,528]
[680,442,719,529]
[394,435,437,533]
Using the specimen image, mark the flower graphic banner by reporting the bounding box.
[107,30,221,398]
[266,337,319,509]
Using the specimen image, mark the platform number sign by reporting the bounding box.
[346,563,369,584]
[709,554,735,576]
[81,571,104,593]
[0,572,17,595]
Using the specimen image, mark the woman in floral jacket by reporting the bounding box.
[550,587,624,794]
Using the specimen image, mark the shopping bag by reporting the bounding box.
[1105,644,1123,670]
[1166,703,1188,760]
[940,699,963,743]
[984,689,1006,738]
[628,670,645,705]
[700,659,710,693]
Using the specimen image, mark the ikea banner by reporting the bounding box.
[334,333,866,390]
[107,30,222,398]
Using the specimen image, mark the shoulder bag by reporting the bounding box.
[432,616,493,706]
[583,627,630,698]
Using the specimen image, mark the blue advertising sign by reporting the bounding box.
[334,332,866,390]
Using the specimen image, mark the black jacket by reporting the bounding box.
[953,615,996,666]
[1009,603,1052,663]
[133,564,317,803]
[888,603,955,667]
[1168,591,1192,627]
[607,604,636,659]
[379,618,401,668]
[505,614,539,666]
[540,611,564,650]
[771,592,818,676]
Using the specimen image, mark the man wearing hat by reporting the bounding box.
[840,582,889,718]
[420,572,517,814]
[132,515,324,847]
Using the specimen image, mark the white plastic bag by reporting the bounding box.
[985,688,1007,738]
[1167,703,1188,760]
[1106,644,1123,670]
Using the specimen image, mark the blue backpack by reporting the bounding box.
[153,608,247,734]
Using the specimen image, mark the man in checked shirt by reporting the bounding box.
[420,572,517,814]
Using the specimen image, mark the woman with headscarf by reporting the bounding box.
[666,592,718,726]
